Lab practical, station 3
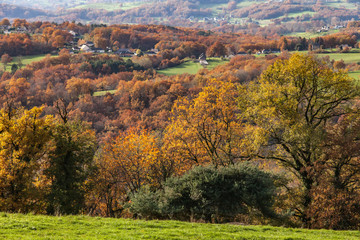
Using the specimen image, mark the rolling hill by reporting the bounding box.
[0,0,359,34]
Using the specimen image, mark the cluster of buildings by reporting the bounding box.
[70,41,159,57]
[0,25,28,34]
[72,41,108,54]
[317,25,345,33]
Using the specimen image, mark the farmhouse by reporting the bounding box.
[116,48,135,57]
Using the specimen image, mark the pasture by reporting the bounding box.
[157,58,228,76]
[70,2,146,11]
[0,213,359,240]
[0,54,50,72]
[316,52,360,64]
[287,29,340,38]
[93,90,117,97]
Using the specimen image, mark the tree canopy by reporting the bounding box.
[244,53,360,226]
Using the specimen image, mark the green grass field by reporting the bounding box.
[93,90,117,97]
[348,70,360,80]
[287,29,340,38]
[316,52,360,64]
[0,213,359,240]
[0,55,50,72]
[315,52,360,79]
[286,11,315,18]
[71,2,146,11]
[157,58,228,76]
[324,0,357,9]
[236,0,261,8]
[200,3,228,12]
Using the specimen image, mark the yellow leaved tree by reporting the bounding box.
[0,106,54,213]
[164,78,251,168]
[93,128,167,217]
[244,53,360,227]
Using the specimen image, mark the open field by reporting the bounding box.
[348,70,360,80]
[258,19,273,27]
[286,11,315,18]
[316,52,360,64]
[324,1,358,10]
[157,61,202,76]
[200,3,228,12]
[0,213,360,240]
[287,29,340,38]
[93,90,117,97]
[71,2,146,11]
[157,58,228,76]
[237,0,261,8]
[0,54,50,72]
[200,0,265,13]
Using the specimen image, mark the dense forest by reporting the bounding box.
[1,18,360,230]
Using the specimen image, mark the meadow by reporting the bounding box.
[287,29,340,38]
[314,52,360,79]
[93,58,227,96]
[0,54,50,72]
[70,2,146,11]
[0,213,359,240]
[157,58,228,76]
[323,0,357,9]
[93,90,117,97]
[316,52,360,64]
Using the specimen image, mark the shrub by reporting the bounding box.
[129,162,278,222]
[128,186,162,220]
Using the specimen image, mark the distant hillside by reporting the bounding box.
[1,0,153,10]
[1,0,359,35]
[0,4,48,19]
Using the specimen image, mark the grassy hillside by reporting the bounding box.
[70,2,145,11]
[0,213,360,240]
[157,58,228,76]
[349,70,360,79]
[2,0,359,31]
[0,54,50,72]
[316,52,360,64]
[314,52,360,79]
[287,29,340,38]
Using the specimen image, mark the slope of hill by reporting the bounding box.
[1,0,359,35]
[0,4,48,19]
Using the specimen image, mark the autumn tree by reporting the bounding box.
[206,41,227,57]
[278,37,289,51]
[0,19,10,27]
[0,106,54,213]
[1,54,12,71]
[66,77,96,100]
[110,30,130,48]
[12,19,29,28]
[244,54,360,226]
[16,56,23,69]
[307,113,360,229]
[93,128,162,217]
[165,79,249,168]
[333,60,346,70]
[52,35,65,49]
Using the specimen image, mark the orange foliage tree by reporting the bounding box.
[92,128,169,217]
[164,78,250,168]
